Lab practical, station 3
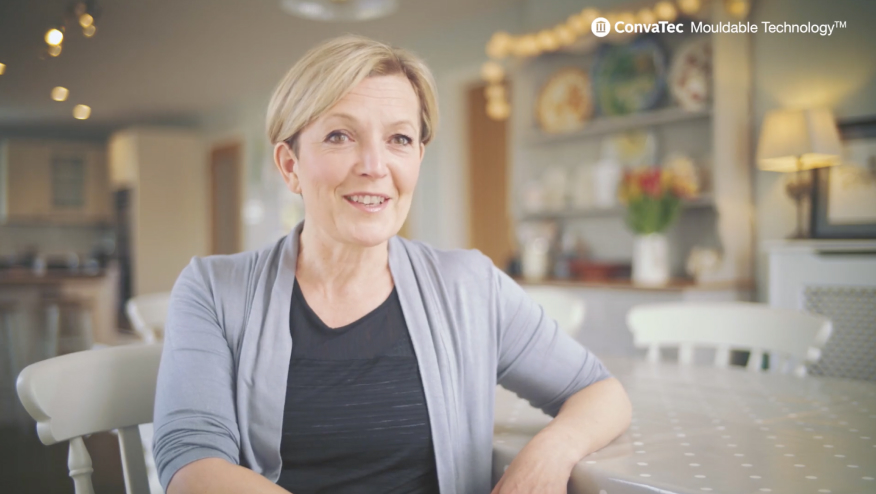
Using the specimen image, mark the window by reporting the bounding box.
[51,156,86,208]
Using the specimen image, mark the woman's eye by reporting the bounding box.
[326,132,349,144]
[391,134,413,146]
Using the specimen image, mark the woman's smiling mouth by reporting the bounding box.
[344,193,390,212]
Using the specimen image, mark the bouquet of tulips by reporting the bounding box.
[617,162,699,234]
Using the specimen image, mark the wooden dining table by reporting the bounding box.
[493,356,876,494]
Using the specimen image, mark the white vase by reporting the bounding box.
[632,233,670,286]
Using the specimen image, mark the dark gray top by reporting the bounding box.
[277,281,439,493]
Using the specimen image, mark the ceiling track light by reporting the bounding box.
[39,2,100,60]
[66,1,101,40]
[72,1,101,38]
[73,104,91,120]
[79,13,94,28]
[45,28,64,46]
[52,86,69,101]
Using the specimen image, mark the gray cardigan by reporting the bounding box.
[153,221,611,493]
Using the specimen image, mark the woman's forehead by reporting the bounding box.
[327,76,419,122]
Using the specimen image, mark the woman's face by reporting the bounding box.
[275,75,424,248]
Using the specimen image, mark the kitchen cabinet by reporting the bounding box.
[0,139,111,224]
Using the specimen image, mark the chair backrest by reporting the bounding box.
[17,344,163,494]
[627,302,832,376]
[126,293,171,343]
[523,286,586,337]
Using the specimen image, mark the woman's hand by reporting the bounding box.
[491,378,632,494]
[490,431,577,494]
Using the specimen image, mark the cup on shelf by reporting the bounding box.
[522,237,551,282]
[593,159,622,209]
[570,164,595,209]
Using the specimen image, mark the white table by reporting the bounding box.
[493,357,876,494]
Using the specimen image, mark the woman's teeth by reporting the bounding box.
[348,195,386,205]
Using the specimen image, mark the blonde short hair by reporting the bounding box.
[266,35,439,151]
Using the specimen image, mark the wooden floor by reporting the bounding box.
[0,422,127,493]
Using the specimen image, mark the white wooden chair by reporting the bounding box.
[627,302,832,376]
[126,293,171,343]
[523,286,586,338]
[16,344,163,494]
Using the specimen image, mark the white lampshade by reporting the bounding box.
[756,108,842,172]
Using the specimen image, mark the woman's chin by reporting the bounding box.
[342,223,399,248]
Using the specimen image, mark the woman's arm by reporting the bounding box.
[491,378,631,494]
[153,259,252,492]
[491,265,631,493]
[168,459,291,494]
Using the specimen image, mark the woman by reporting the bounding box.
[153,35,631,494]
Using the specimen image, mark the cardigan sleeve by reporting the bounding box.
[152,258,241,490]
[494,266,611,417]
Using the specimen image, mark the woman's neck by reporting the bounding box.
[295,222,393,296]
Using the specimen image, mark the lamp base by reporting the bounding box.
[785,169,813,240]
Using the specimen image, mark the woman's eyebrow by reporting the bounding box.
[322,113,416,132]
[321,112,358,125]
[387,119,417,131]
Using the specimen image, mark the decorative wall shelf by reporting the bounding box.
[525,106,712,145]
[510,14,753,284]
[518,195,714,222]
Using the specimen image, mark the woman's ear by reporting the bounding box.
[274,141,302,194]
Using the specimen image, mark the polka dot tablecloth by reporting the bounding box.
[493,356,876,494]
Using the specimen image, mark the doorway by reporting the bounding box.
[209,142,242,255]
[466,83,513,269]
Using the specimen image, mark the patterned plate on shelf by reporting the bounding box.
[669,37,712,111]
[535,68,593,134]
[592,37,667,116]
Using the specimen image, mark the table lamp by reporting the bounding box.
[756,108,842,238]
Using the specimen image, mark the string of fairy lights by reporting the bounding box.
[0,1,100,120]
[480,0,751,120]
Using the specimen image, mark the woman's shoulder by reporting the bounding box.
[178,235,286,292]
[392,236,497,284]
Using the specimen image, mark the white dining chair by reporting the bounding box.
[16,344,163,494]
[523,286,586,338]
[627,301,832,377]
[126,293,171,343]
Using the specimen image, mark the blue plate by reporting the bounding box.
[591,37,667,116]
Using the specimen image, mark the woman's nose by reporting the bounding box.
[355,137,388,178]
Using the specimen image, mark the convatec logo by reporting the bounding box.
[591,17,610,37]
